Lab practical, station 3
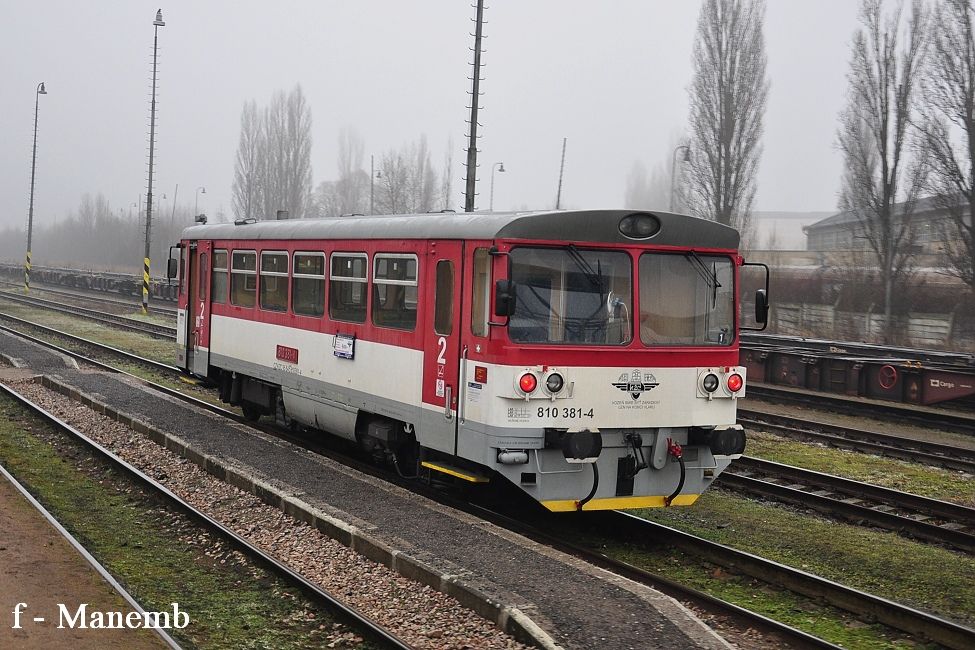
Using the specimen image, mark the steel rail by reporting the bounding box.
[744,384,975,436]
[459,502,845,650]
[0,325,845,649]
[596,511,975,650]
[0,382,415,650]
[723,457,975,553]
[0,315,181,376]
[0,279,178,317]
[739,411,975,473]
[0,291,176,340]
[0,462,183,649]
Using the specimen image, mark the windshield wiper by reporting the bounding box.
[567,244,605,293]
[685,251,721,307]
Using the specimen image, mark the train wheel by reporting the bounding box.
[241,402,263,422]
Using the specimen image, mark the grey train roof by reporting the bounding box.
[181,210,740,249]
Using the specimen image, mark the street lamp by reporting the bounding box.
[670,144,691,212]
[142,8,165,315]
[24,81,47,293]
[195,186,206,215]
[490,162,505,212]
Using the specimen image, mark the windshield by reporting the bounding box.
[508,247,632,345]
[639,253,734,346]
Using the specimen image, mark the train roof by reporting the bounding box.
[180,210,740,249]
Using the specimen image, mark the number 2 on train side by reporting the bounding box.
[437,336,447,365]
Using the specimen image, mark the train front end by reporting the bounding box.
[461,212,767,512]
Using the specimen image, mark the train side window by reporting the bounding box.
[211,250,228,304]
[179,246,188,296]
[372,254,418,331]
[260,251,289,312]
[293,252,325,317]
[434,260,454,335]
[329,253,368,323]
[471,248,491,337]
[198,253,208,300]
[230,250,257,307]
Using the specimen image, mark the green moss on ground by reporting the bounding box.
[747,429,975,507]
[633,490,975,630]
[607,544,927,650]
[0,395,373,649]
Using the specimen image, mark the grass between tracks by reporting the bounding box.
[0,394,374,649]
[747,429,975,507]
[624,489,975,648]
[0,302,174,362]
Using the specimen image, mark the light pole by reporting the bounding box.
[370,155,375,214]
[195,186,206,215]
[24,81,47,293]
[489,162,505,212]
[670,144,691,212]
[142,8,165,315]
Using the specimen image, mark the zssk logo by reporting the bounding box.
[613,369,659,400]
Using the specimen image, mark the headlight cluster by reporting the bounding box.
[701,371,744,395]
[517,370,565,396]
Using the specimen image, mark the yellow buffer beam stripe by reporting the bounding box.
[421,461,490,484]
[541,494,700,512]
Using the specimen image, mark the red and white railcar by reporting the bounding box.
[171,210,769,511]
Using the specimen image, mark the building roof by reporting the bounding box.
[804,195,961,233]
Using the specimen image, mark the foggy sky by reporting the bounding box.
[0,1,859,230]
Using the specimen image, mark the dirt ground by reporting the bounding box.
[0,474,168,650]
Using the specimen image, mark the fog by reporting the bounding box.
[0,1,858,231]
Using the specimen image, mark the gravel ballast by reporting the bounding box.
[0,329,732,649]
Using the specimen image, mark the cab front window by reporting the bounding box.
[508,247,632,345]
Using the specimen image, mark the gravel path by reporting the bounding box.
[5,379,526,650]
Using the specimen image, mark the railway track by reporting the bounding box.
[739,408,975,473]
[0,381,414,650]
[587,511,975,650]
[5,317,973,647]
[746,383,975,436]
[0,291,177,340]
[0,461,183,649]
[722,456,975,553]
[0,318,858,649]
[0,279,178,317]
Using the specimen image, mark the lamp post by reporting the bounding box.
[489,162,505,212]
[370,155,375,214]
[142,8,165,315]
[24,81,47,293]
[670,144,691,212]
[195,186,206,215]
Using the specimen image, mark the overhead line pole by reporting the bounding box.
[555,137,567,210]
[463,0,485,213]
[143,9,165,315]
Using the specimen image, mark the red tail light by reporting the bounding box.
[519,373,538,394]
[727,373,744,392]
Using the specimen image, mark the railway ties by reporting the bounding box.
[0,381,415,650]
[721,457,975,553]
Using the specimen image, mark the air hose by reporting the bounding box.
[576,463,599,511]
[664,438,685,506]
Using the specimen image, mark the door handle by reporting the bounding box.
[444,385,453,420]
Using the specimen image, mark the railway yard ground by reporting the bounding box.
[2,291,975,649]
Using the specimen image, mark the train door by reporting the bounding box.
[420,241,465,454]
[187,240,212,375]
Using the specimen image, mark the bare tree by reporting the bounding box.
[232,100,264,220]
[440,136,454,212]
[336,127,367,215]
[310,180,341,218]
[233,86,312,220]
[687,0,769,233]
[919,0,975,291]
[838,0,928,330]
[375,135,438,214]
